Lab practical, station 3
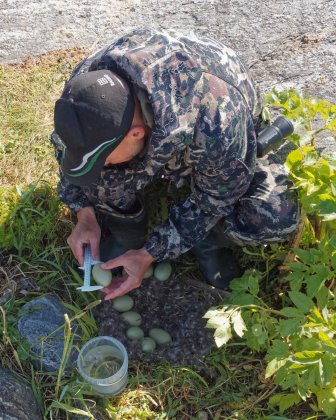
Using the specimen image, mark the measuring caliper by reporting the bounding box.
[77,245,103,292]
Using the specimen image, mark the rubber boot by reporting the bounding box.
[98,199,147,262]
[192,229,242,290]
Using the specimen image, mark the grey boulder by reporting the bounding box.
[17,294,81,374]
[0,368,43,419]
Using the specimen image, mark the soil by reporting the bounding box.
[95,272,228,366]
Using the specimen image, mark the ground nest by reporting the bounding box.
[94,274,228,366]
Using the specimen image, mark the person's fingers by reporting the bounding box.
[101,276,125,293]
[67,232,85,266]
[104,277,137,300]
[74,243,85,266]
[90,237,101,261]
[68,237,83,266]
[101,256,124,270]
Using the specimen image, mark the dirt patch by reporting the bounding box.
[4,48,87,71]
[94,273,228,365]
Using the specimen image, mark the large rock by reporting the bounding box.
[17,294,81,374]
[0,368,43,419]
[0,0,335,104]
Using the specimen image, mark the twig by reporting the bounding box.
[279,208,306,273]
[182,277,231,299]
[242,384,278,410]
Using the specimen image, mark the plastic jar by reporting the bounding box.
[77,336,128,395]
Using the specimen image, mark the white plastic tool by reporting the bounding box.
[77,245,103,292]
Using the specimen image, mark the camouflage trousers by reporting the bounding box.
[218,154,300,247]
[96,153,300,250]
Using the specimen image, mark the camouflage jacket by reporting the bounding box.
[53,28,262,261]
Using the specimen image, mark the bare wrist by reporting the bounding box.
[77,206,96,222]
[140,247,155,264]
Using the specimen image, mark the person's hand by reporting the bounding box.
[67,207,101,266]
[100,248,155,300]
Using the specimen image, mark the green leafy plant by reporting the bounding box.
[266,306,336,416]
[205,90,336,417]
[264,88,336,142]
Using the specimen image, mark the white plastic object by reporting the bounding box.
[77,336,128,395]
[77,245,104,292]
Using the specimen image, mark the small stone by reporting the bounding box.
[0,285,14,305]
[197,411,209,420]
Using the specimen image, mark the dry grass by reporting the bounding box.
[0,48,86,188]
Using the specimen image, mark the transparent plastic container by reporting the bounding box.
[77,336,128,395]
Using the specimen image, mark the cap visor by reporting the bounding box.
[62,136,124,186]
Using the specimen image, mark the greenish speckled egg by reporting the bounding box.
[112,295,134,312]
[149,328,172,345]
[154,262,172,281]
[92,263,112,287]
[141,337,156,353]
[121,311,142,326]
[126,326,144,340]
[143,265,154,279]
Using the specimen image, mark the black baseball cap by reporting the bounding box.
[54,70,135,186]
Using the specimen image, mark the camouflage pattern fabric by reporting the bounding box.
[218,153,300,246]
[52,28,299,261]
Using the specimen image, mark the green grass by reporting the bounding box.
[0,51,332,419]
